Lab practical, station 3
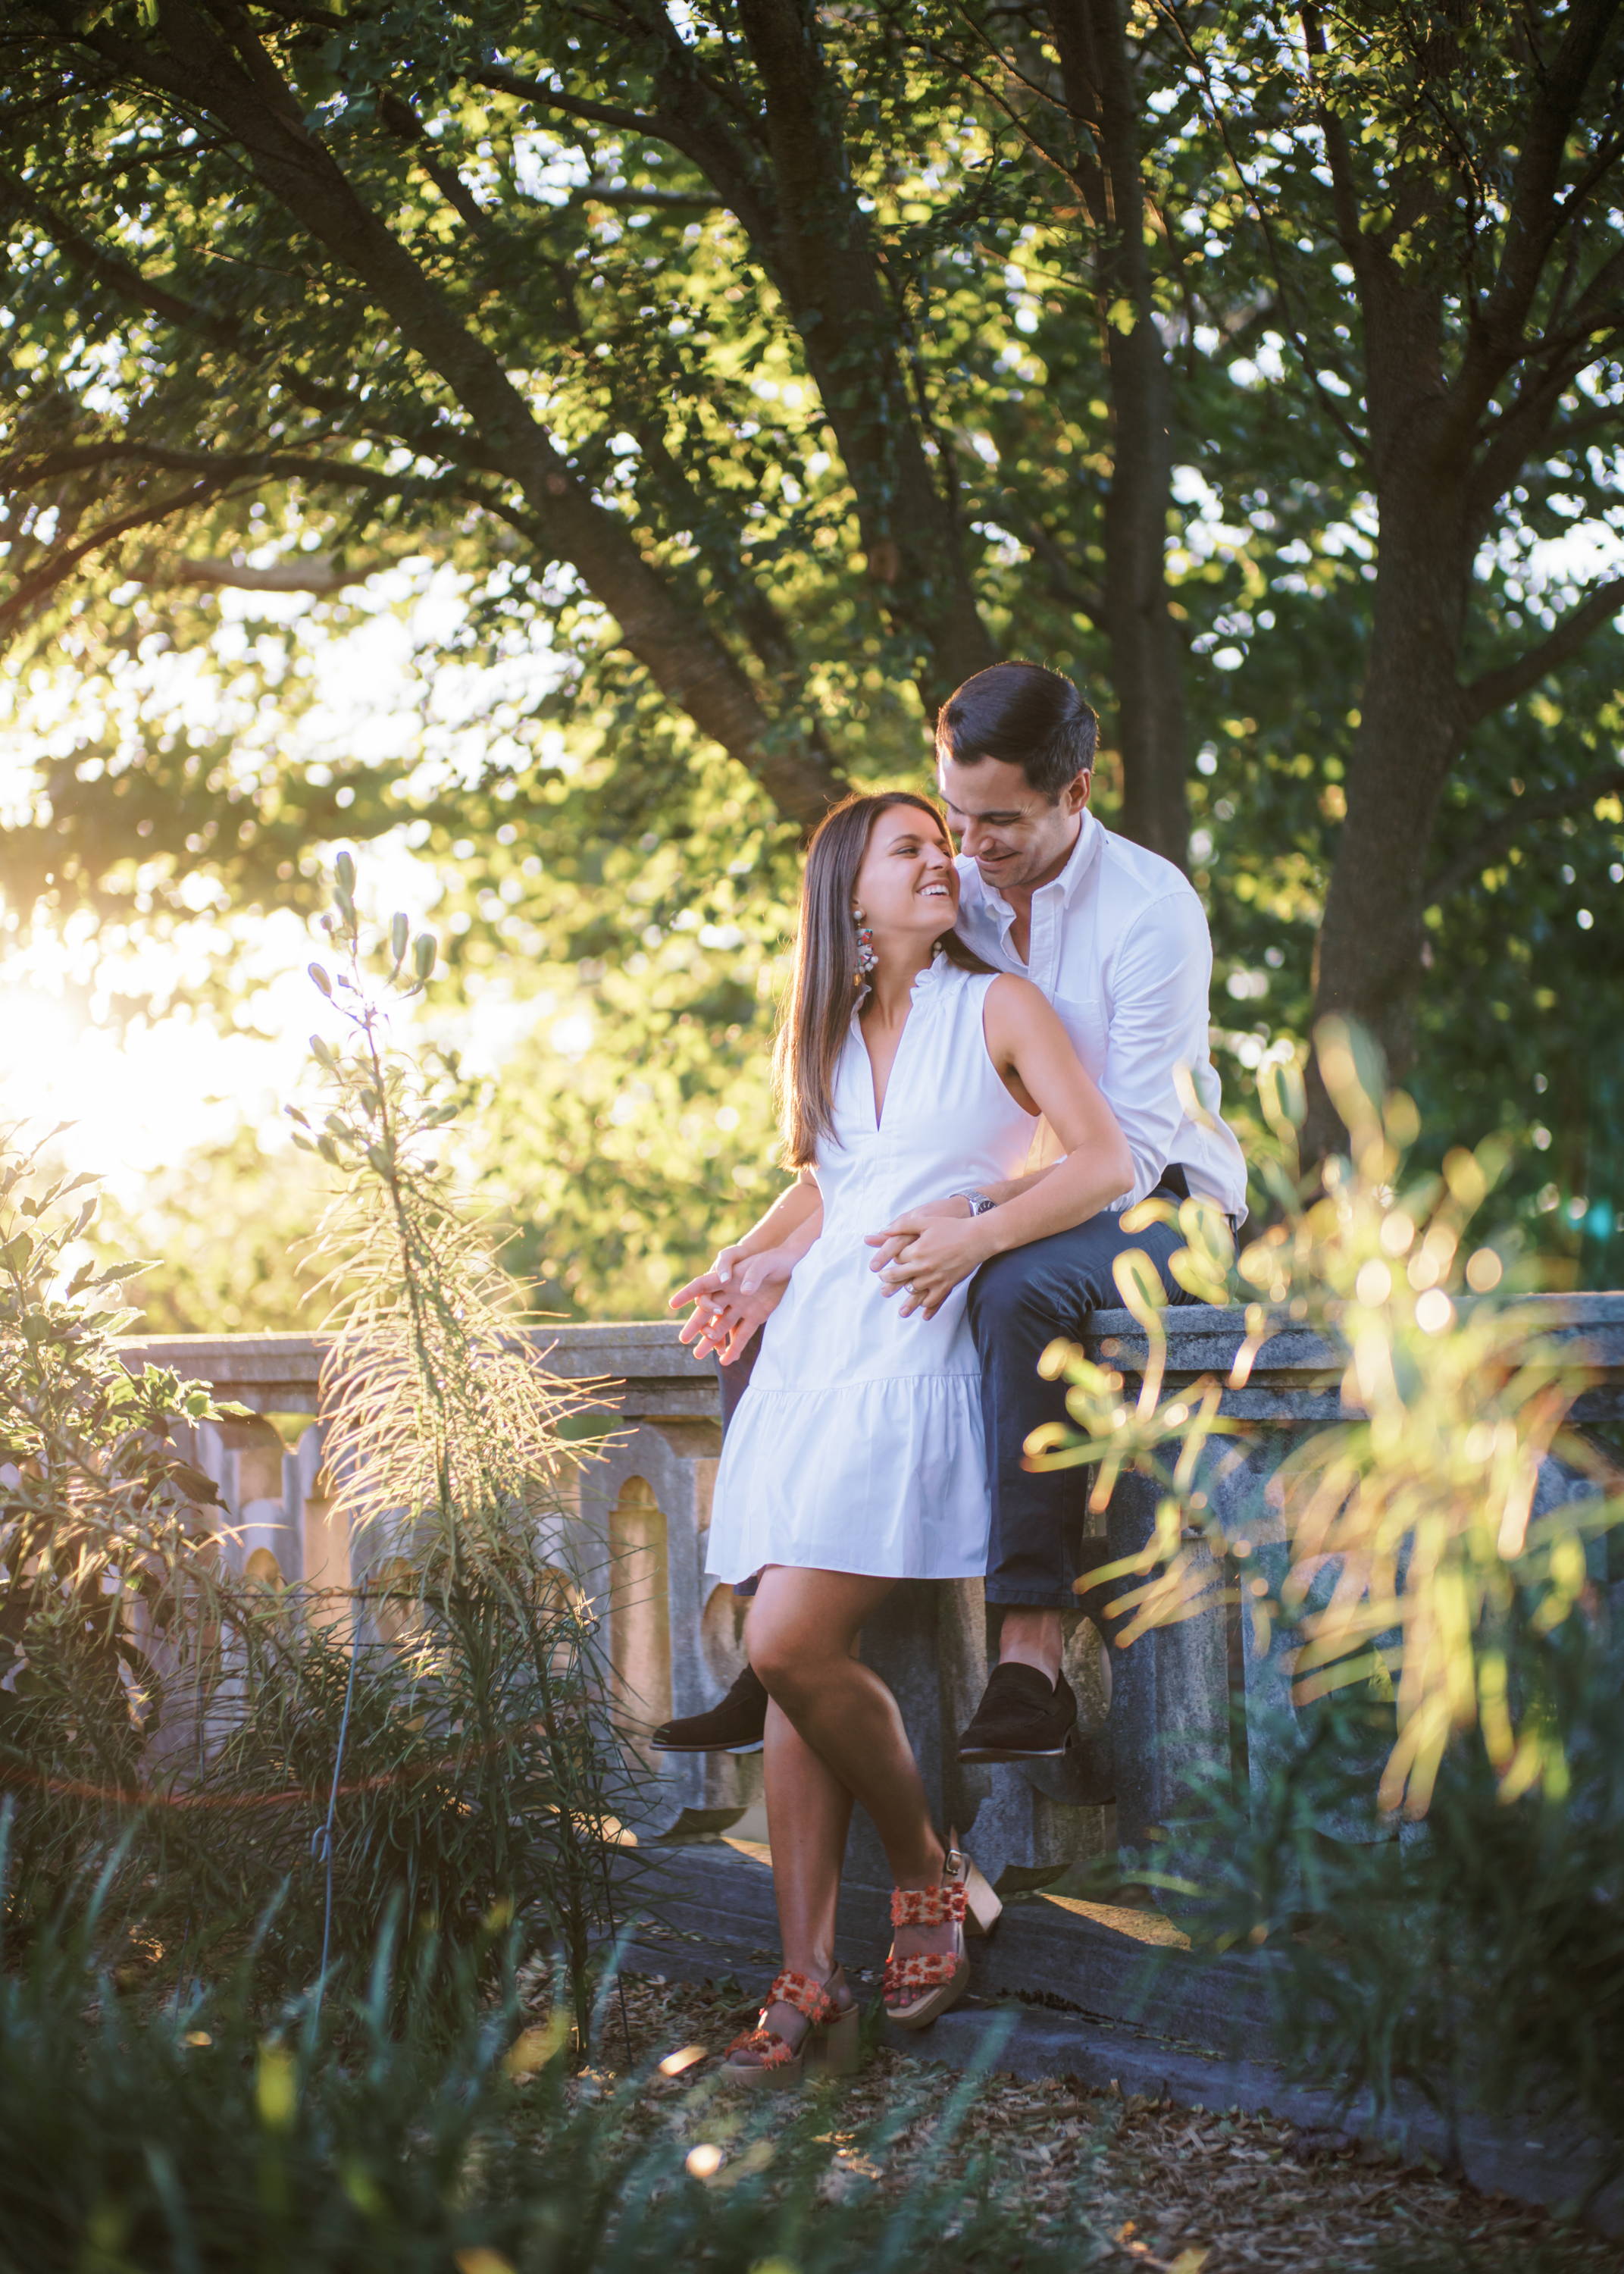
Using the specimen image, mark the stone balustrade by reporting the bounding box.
[118,1295,1624,1896]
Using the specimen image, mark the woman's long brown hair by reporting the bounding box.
[774,791,991,1167]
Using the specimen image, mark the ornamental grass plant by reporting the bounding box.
[1033,1023,1624,2166]
[0,859,643,2050]
[0,1835,1103,2274]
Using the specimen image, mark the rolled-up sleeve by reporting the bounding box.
[1102,891,1214,1206]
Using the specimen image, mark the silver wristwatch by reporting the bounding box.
[951,1189,997,1217]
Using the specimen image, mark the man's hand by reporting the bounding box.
[671,1245,798,1364]
[862,1193,972,1279]
[869,1215,993,1320]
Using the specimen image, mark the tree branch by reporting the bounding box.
[49,0,844,828]
[377,87,497,240]
[0,482,223,638]
[150,553,360,590]
[1428,760,1624,905]
[1473,0,1623,360]
[1000,483,1105,620]
[470,65,656,143]
[0,158,239,349]
[1460,574,1624,724]
[568,180,720,211]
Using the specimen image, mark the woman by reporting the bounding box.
[701,792,1133,2086]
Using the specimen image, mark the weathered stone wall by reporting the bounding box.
[119,1295,1624,1892]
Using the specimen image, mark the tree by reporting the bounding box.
[4,0,1622,1295]
[1187,4,1624,1148]
[2,0,1003,834]
[936,0,1204,860]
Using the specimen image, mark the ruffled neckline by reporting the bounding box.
[853,941,950,1014]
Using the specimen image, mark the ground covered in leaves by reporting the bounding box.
[534,1968,1622,2274]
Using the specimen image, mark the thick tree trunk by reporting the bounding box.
[1100,314,1192,865]
[92,0,846,833]
[1303,487,1472,1157]
[728,0,997,707]
[1046,0,1190,866]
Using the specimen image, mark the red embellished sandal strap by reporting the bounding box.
[890,1883,968,1928]
[725,2023,798,2069]
[764,1969,839,2026]
[884,1950,960,1998]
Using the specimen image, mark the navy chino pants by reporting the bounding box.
[716,1182,1194,1612]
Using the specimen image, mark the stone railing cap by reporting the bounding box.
[118,1293,1624,1414]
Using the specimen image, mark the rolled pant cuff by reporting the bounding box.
[983,1583,1079,1612]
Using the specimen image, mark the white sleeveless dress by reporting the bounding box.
[705,958,1038,1582]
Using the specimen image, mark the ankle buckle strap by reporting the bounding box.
[890,1883,968,1928]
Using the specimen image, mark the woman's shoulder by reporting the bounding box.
[981,969,1049,1016]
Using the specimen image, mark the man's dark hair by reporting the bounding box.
[934,661,1099,797]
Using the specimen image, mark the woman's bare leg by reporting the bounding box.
[748,1566,953,2035]
[764,1696,853,1981]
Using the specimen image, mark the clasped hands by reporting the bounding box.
[863,1194,991,1319]
[671,1194,992,1361]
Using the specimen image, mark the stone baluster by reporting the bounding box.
[116,1296,1624,1893]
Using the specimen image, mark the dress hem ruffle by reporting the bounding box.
[703,1552,990,1584]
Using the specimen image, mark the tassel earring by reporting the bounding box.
[852,905,878,985]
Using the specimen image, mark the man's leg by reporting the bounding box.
[957,1205,1188,1759]
[718,1335,761,1433]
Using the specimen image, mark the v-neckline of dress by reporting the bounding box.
[854,954,944,1132]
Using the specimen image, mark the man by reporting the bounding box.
[659,660,1246,1765]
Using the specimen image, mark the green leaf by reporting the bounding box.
[166,1458,223,1505]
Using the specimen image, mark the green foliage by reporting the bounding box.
[93,1123,334,1335]
[2,0,1620,1310]
[1034,1020,1624,2153]
[0,1865,1099,2274]
[0,873,651,2045]
[1034,1024,1621,1814]
[1168,1605,1624,2168]
[0,1122,250,1934]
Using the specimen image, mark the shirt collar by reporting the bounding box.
[960,807,1104,928]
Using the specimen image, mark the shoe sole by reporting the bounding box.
[650,1738,765,1756]
[956,1737,1075,1764]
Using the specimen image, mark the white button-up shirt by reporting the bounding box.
[954,811,1248,1220]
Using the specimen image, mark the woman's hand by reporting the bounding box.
[862,1194,972,1280]
[672,1245,799,1363]
[868,1215,993,1320]
[671,1242,747,1317]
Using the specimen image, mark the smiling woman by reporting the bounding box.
[772,791,991,1167]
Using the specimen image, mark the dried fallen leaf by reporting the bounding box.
[504,2016,568,2077]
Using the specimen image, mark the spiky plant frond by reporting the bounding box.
[1034,1020,1622,1817]
[280,859,645,2050]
